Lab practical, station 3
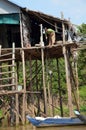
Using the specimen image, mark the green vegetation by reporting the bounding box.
[76,23,86,114]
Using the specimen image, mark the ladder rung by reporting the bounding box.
[0,52,12,57]
[0,90,23,95]
[0,58,15,62]
[0,64,16,68]
[0,77,16,81]
[0,84,16,88]
[0,71,15,75]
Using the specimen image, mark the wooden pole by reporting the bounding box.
[29,54,35,116]
[75,61,80,109]
[15,73,19,125]
[36,60,40,115]
[41,48,47,114]
[40,24,47,114]
[56,59,63,117]
[20,11,26,124]
[61,13,73,116]
[0,45,2,85]
[10,42,15,125]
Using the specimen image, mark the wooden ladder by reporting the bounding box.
[0,43,19,125]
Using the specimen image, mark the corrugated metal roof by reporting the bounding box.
[7,0,24,8]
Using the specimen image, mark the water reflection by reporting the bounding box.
[0,125,86,130]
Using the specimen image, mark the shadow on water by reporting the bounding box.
[0,124,86,130]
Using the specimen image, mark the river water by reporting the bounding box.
[0,124,86,130]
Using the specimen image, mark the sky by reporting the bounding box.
[10,0,86,25]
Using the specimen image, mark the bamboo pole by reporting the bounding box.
[61,13,73,116]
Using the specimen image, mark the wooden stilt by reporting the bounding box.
[29,54,34,116]
[36,60,40,115]
[61,13,73,116]
[20,12,26,124]
[40,24,47,115]
[15,73,19,125]
[41,48,47,114]
[56,58,63,117]
[0,45,2,85]
[11,42,15,125]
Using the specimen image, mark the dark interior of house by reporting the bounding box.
[0,24,21,48]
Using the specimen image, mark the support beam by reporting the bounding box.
[20,12,26,124]
[61,14,73,116]
[56,59,63,117]
[40,24,47,115]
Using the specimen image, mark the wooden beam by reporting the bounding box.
[20,12,26,124]
[62,14,73,117]
[56,58,63,117]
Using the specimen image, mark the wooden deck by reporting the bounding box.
[1,42,77,61]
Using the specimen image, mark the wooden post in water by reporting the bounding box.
[61,13,73,116]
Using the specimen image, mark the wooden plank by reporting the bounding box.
[0,90,23,95]
[0,58,15,62]
[0,64,16,68]
[0,83,16,88]
[0,71,15,75]
[0,76,15,81]
[0,52,12,57]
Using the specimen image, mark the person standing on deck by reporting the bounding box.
[45,28,55,46]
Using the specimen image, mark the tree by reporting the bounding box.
[78,23,86,86]
[78,23,86,37]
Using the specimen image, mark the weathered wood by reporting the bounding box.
[41,48,47,114]
[15,74,19,125]
[0,83,16,88]
[0,71,15,75]
[0,45,1,55]
[0,76,15,81]
[0,58,15,62]
[0,90,23,95]
[29,54,35,116]
[0,45,2,85]
[12,42,15,90]
[62,15,73,116]
[0,64,16,68]
[0,52,12,57]
[56,58,63,117]
[20,12,26,124]
[48,82,53,116]
[75,62,79,109]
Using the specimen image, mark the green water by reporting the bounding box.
[0,125,86,130]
